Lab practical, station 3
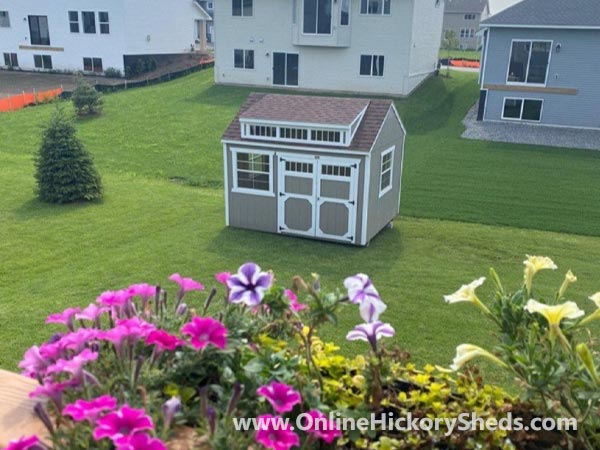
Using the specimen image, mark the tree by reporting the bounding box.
[442,29,459,78]
[34,108,103,204]
[71,76,104,115]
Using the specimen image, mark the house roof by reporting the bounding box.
[239,94,370,127]
[445,0,488,14]
[481,0,600,28]
[222,93,397,152]
[488,0,522,16]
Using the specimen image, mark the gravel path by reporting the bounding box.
[462,104,600,151]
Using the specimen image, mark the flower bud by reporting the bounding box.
[34,402,54,435]
[207,406,217,436]
[162,395,182,430]
[176,303,188,316]
[576,343,600,386]
[227,382,244,416]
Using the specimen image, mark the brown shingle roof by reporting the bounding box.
[221,93,395,152]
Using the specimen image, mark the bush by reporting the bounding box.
[103,67,123,78]
[124,56,158,78]
[34,108,103,204]
[71,76,104,115]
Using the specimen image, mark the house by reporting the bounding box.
[197,1,215,44]
[0,0,211,75]
[221,93,406,246]
[213,0,445,96]
[488,0,522,16]
[478,0,600,129]
[442,0,490,50]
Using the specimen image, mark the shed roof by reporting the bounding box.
[481,0,600,28]
[222,93,397,152]
[445,0,488,14]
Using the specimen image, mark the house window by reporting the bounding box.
[341,0,350,25]
[303,0,332,34]
[464,13,476,20]
[360,55,384,77]
[0,11,10,27]
[3,53,18,67]
[82,11,96,33]
[208,2,214,9]
[502,98,543,122]
[233,0,253,16]
[28,16,50,46]
[507,40,551,84]
[379,146,394,196]
[460,28,475,38]
[68,11,79,33]
[33,55,53,69]
[99,12,110,34]
[234,151,272,193]
[273,52,299,86]
[234,49,254,69]
[83,57,103,73]
[360,0,391,15]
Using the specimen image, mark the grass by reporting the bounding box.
[1,69,600,383]
[439,49,481,61]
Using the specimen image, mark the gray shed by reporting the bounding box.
[221,93,406,246]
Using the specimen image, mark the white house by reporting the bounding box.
[214,0,446,96]
[0,0,211,74]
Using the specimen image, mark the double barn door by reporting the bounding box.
[277,154,359,244]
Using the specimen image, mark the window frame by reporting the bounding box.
[506,39,553,86]
[231,148,274,196]
[302,0,333,35]
[233,49,255,69]
[33,54,53,69]
[379,146,395,197]
[68,11,79,33]
[340,0,350,25]
[464,13,476,20]
[359,54,385,77]
[82,11,96,34]
[28,15,51,46]
[83,57,103,73]
[3,53,18,67]
[272,52,299,87]
[232,0,253,17]
[359,0,391,16]
[99,12,110,34]
[501,97,544,122]
[0,10,10,27]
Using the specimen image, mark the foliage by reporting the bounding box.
[103,67,123,78]
[446,255,600,449]
[33,108,103,204]
[125,57,158,78]
[71,76,104,116]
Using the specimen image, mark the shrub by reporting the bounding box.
[124,56,158,78]
[71,76,104,115]
[34,108,103,204]
[103,67,123,78]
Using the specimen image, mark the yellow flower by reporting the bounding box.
[525,299,584,347]
[558,270,577,299]
[590,292,600,308]
[580,292,600,325]
[444,277,491,315]
[450,344,507,371]
[523,255,557,292]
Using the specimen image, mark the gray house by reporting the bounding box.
[443,0,490,50]
[221,93,406,246]
[478,0,600,129]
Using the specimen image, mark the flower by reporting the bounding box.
[169,273,205,299]
[215,272,232,284]
[56,328,100,354]
[19,346,49,379]
[97,290,132,307]
[161,396,182,430]
[444,277,490,315]
[29,378,75,410]
[581,292,600,325]
[146,329,185,353]
[181,316,227,350]
[4,435,44,450]
[227,262,273,306]
[523,255,557,292]
[558,270,577,299]
[344,273,380,304]
[63,395,117,423]
[285,289,306,312]
[358,297,387,323]
[75,303,108,326]
[451,344,507,371]
[257,382,302,414]
[128,283,157,312]
[301,410,342,443]
[346,321,395,352]
[101,317,156,356]
[255,414,300,450]
[46,307,81,332]
[114,433,167,450]
[525,299,584,327]
[46,348,98,381]
[576,343,600,386]
[93,404,154,443]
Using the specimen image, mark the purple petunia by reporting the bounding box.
[227,263,272,306]
[93,404,154,443]
[63,395,117,423]
[46,307,81,332]
[346,321,395,352]
[257,381,302,414]
[255,414,300,450]
[344,274,380,304]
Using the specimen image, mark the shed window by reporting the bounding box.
[248,125,276,137]
[321,165,351,177]
[311,129,341,143]
[379,146,394,196]
[502,98,543,122]
[507,40,551,84]
[235,152,272,192]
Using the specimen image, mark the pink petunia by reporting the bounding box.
[215,272,232,285]
[181,316,227,350]
[93,404,154,443]
[114,433,167,450]
[18,345,49,379]
[75,303,108,325]
[284,289,307,312]
[127,283,157,300]
[146,329,185,353]
[255,414,300,450]
[96,290,132,307]
[30,378,76,410]
[4,435,43,450]
[101,317,156,356]
[46,348,98,381]
[46,307,81,331]
[169,273,205,299]
[302,409,342,444]
[63,395,117,423]
[256,382,302,414]
[58,328,101,354]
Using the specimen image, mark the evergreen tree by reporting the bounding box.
[71,76,104,115]
[34,108,103,204]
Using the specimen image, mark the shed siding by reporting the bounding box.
[365,108,405,243]
[482,28,600,129]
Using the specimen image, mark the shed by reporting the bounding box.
[221,93,406,246]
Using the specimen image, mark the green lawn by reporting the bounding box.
[1,69,600,381]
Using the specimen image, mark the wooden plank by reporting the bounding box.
[18,45,65,52]
[0,370,49,446]
[484,84,578,95]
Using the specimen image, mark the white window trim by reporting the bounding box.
[501,97,544,122]
[505,39,553,87]
[359,0,391,16]
[232,0,253,17]
[233,49,254,70]
[301,0,333,36]
[231,148,275,197]
[340,0,350,26]
[272,51,300,87]
[378,146,394,198]
[240,120,352,147]
[359,54,385,78]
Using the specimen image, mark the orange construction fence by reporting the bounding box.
[449,59,480,69]
[0,87,63,113]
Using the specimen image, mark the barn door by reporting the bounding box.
[278,155,317,237]
[315,158,358,243]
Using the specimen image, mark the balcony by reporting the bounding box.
[292,0,351,48]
